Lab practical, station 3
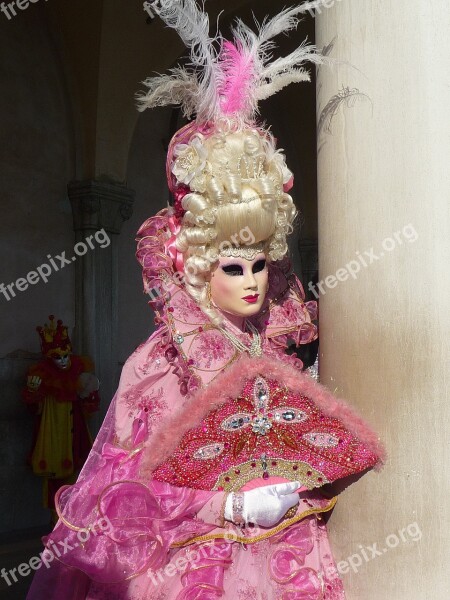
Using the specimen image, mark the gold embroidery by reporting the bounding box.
[214,459,328,492]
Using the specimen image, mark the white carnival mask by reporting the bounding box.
[210,252,268,321]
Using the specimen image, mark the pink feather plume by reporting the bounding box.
[219,40,256,116]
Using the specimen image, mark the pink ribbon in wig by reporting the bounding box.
[173,185,190,218]
[164,214,185,273]
[283,176,294,193]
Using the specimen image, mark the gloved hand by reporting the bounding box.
[224,481,300,528]
[27,375,42,392]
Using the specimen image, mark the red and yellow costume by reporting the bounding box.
[22,316,100,509]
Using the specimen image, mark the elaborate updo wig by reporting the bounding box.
[169,121,297,324]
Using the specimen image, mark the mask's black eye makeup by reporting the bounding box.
[222,264,244,276]
[252,259,266,274]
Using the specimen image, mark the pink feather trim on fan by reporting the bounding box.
[219,40,256,116]
[141,354,386,476]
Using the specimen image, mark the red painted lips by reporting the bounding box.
[242,294,259,303]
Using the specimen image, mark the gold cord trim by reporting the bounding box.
[170,496,337,547]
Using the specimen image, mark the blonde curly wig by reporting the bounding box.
[172,122,297,324]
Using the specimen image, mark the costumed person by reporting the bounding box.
[27,2,385,598]
[22,315,100,520]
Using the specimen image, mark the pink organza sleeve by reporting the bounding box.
[33,327,227,586]
[114,326,173,446]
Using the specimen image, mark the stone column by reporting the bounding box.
[69,180,134,427]
[315,1,450,599]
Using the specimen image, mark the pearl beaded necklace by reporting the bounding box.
[218,320,263,357]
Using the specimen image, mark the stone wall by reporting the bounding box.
[0,8,75,533]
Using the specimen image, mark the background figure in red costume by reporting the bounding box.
[27,2,385,598]
[22,315,100,520]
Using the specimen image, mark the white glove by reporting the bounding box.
[27,375,42,392]
[224,481,300,528]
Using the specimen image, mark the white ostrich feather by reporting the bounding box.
[148,0,221,120]
[256,71,311,101]
[151,0,215,67]
[256,1,329,45]
[257,6,305,45]
[136,68,199,118]
[261,42,324,81]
